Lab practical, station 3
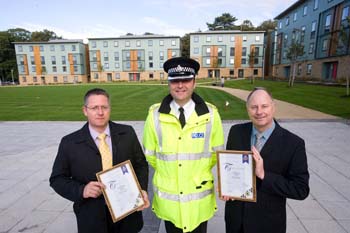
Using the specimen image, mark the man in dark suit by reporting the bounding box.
[224,87,309,233]
[50,88,149,233]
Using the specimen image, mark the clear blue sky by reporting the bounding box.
[1,0,295,42]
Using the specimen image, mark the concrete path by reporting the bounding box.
[0,120,349,233]
[206,86,340,120]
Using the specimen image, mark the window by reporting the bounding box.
[103,41,108,47]
[254,47,260,56]
[41,56,45,65]
[31,66,36,72]
[294,12,298,22]
[126,61,130,69]
[206,58,210,65]
[29,46,33,52]
[243,36,247,41]
[53,66,57,72]
[160,73,164,79]
[194,47,199,54]
[303,5,308,16]
[114,41,118,47]
[159,40,164,46]
[160,62,164,68]
[104,52,109,61]
[194,36,199,42]
[63,66,67,72]
[63,76,68,83]
[172,51,177,57]
[297,64,302,75]
[285,17,290,26]
[136,40,141,47]
[125,41,130,47]
[149,73,154,79]
[114,52,119,61]
[94,73,99,79]
[301,26,306,42]
[148,40,153,46]
[72,45,76,51]
[53,76,58,82]
[62,56,66,65]
[159,51,164,60]
[93,63,97,69]
[218,36,223,42]
[206,47,211,54]
[242,47,247,56]
[254,69,258,75]
[342,6,349,21]
[229,58,234,64]
[50,45,55,51]
[284,34,288,48]
[51,56,56,65]
[309,43,314,54]
[126,51,130,59]
[307,64,312,74]
[206,36,211,42]
[33,76,37,82]
[255,36,260,41]
[19,66,25,73]
[60,45,65,51]
[73,55,77,65]
[104,63,109,69]
[149,51,153,60]
[115,73,120,79]
[92,41,96,48]
[230,69,234,75]
[115,63,120,68]
[18,45,23,52]
[31,56,35,65]
[325,14,331,32]
[171,40,176,46]
[254,58,259,64]
[230,36,235,42]
[322,39,328,51]
[149,62,153,68]
[279,21,282,29]
[218,47,223,56]
[22,76,26,82]
[40,46,44,51]
[311,21,317,39]
[314,0,319,10]
[241,58,246,64]
[230,47,235,56]
[137,51,142,60]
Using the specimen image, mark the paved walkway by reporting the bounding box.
[0,119,349,233]
[206,86,340,120]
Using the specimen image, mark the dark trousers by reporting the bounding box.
[165,221,207,233]
[106,207,139,233]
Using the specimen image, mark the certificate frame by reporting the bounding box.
[217,150,256,202]
[96,160,144,222]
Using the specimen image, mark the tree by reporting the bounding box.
[256,19,277,32]
[206,13,239,30]
[31,29,61,41]
[286,41,305,87]
[241,20,254,31]
[180,34,190,58]
[7,28,31,42]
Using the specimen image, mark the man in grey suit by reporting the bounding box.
[224,87,309,233]
[50,88,149,233]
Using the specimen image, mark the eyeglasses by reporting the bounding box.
[85,105,110,112]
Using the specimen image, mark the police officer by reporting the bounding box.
[143,57,224,233]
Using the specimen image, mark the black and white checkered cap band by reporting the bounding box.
[168,75,194,80]
[167,65,196,76]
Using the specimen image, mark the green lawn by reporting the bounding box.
[0,84,247,121]
[220,79,350,119]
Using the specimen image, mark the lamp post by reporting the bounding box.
[11,69,15,84]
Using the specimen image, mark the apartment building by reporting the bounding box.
[14,39,89,85]
[273,0,350,81]
[190,30,265,79]
[88,35,180,82]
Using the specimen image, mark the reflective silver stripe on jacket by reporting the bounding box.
[152,105,214,153]
[156,152,212,161]
[154,186,213,202]
[213,145,225,151]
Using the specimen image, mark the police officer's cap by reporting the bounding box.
[163,57,200,81]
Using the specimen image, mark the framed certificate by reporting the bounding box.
[217,150,256,202]
[96,160,145,222]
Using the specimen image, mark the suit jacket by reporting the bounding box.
[225,121,309,233]
[50,121,148,233]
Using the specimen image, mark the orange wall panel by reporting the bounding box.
[34,46,42,75]
[68,53,74,75]
[235,36,242,68]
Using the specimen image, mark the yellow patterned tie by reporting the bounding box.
[98,133,112,170]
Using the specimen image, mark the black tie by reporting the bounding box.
[179,107,186,128]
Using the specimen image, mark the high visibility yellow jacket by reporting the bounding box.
[143,93,224,232]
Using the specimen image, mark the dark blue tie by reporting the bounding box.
[179,107,185,128]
